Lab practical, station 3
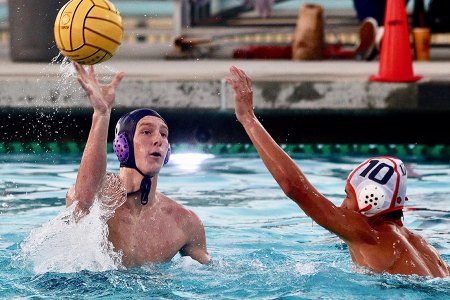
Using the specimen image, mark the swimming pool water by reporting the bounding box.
[0,152,449,299]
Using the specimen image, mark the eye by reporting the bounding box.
[161,132,168,138]
[143,130,151,135]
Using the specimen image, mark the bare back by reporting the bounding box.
[345,220,449,277]
[226,66,449,278]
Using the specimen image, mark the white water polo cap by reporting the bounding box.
[347,157,408,217]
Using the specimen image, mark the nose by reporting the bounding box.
[152,132,163,146]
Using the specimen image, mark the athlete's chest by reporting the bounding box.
[107,210,187,265]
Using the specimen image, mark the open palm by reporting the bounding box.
[74,62,125,115]
[226,66,255,123]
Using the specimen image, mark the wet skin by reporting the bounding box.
[228,65,449,277]
[66,63,209,266]
[342,185,449,276]
[108,116,209,266]
[107,191,207,266]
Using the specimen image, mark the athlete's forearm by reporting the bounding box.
[239,116,314,199]
[240,115,342,229]
[74,111,110,208]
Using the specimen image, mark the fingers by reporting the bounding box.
[225,77,236,89]
[237,68,252,93]
[228,65,253,94]
[229,66,250,83]
[111,72,125,89]
[73,61,87,78]
[73,63,94,95]
[226,66,240,90]
[88,65,99,84]
[245,73,252,89]
[76,75,91,95]
[229,65,242,82]
[73,62,98,82]
[235,67,247,80]
[73,62,92,90]
[230,65,247,81]
[73,61,124,89]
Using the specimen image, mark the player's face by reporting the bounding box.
[341,183,357,211]
[133,116,169,176]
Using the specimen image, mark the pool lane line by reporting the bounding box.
[1,142,450,159]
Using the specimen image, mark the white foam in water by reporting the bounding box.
[172,256,202,271]
[295,262,317,275]
[17,201,123,274]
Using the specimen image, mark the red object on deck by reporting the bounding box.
[233,45,292,59]
[370,0,421,82]
[233,45,357,60]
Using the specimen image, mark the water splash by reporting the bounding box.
[14,201,122,274]
[14,174,127,274]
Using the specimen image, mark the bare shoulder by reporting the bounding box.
[377,222,439,255]
[98,172,127,208]
[66,172,126,210]
[158,193,204,228]
[404,227,440,252]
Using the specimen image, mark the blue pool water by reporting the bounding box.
[0,152,449,299]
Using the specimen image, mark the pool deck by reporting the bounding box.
[0,41,449,145]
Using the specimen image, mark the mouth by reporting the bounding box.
[149,152,162,158]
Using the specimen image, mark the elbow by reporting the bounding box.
[199,253,211,265]
[276,170,310,200]
[279,178,313,205]
[279,179,299,199]
[73,189,96,209]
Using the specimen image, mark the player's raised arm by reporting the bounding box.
[226,66,374,240]
[226,66,328,216]
[66,63,124,211]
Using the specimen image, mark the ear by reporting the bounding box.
[164,144,171,165]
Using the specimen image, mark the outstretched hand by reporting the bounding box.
[73,62,125,115]
[226,66,255,124]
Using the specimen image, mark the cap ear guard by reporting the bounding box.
[113,132,130,163]
[114,108,166,169]
[114,135,170,166]
[164,144,171,165]
[357,184,388,214]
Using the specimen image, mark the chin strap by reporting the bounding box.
[125,167,152,205]
[139,176,151,205]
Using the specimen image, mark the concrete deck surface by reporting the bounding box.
[0,39,449,145]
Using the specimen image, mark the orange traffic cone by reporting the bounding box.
[370,0,421,82]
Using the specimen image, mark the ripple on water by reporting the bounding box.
[0,154,449,299]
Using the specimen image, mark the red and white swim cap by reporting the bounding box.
[347,157,407,217]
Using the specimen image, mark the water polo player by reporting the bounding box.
[227,65,449,277]
[66,63,210,266]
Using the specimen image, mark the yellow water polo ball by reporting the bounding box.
[54,0,123,65]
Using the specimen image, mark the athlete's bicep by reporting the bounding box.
[323,206,377,243]
[288,187,340,229]
[289,190,377,243]
[180,211,210,264]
